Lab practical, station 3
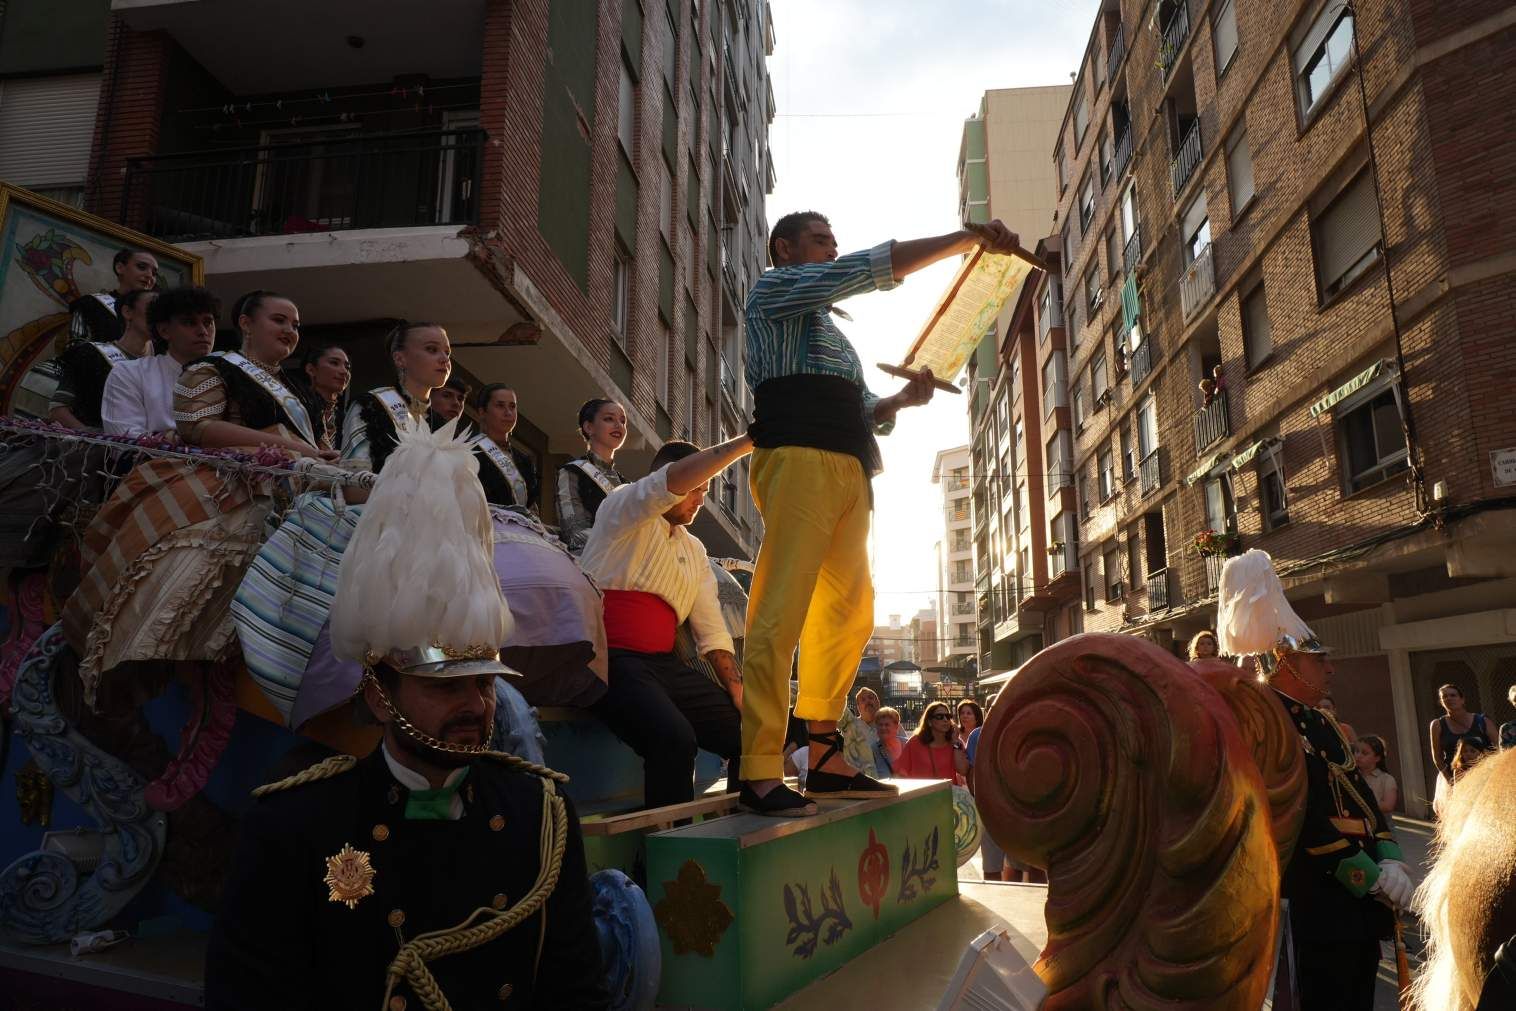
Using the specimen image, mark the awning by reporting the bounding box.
[1309,360,1388,419]
[1228,437,1281,470]
[1185,451,1230,486]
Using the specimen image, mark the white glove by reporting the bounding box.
[1370,859,1415,909]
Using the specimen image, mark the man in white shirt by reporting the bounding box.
[580,434,753,810]
[102,286,218,437]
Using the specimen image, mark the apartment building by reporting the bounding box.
[932,445,977,668]
[1040,0,1516,813]
[955,85,1072,676]
[866,615,912,666]
[910,607,939,669]
[4,0,776,557]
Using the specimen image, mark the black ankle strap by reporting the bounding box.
[808,729,843,768]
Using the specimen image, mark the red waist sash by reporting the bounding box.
[603,589,678,653]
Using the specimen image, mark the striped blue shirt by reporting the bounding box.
[744,241,900,432]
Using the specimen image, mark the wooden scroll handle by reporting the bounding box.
[875,363,961,394]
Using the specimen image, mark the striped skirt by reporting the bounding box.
[231,492,362,725]
[62,458,262,708]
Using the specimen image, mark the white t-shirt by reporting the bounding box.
[102,354,186,437]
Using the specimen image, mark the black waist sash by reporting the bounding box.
[750,374,880,478]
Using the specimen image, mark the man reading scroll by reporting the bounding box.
[738,212,1019,817]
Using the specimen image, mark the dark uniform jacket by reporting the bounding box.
[1276,690,1400,942]
[205,749,609,1010]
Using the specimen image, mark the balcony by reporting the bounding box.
[1204,542,1243,593]
[952,601,976,617]
[1131,334,1156,385]
[1194,388,1230,452]
[1122,224,1143,274]
[1158,1,1192,76]
[1139,449,1162,496]
[1108,25,1128,77]
[121,128,484,242]
[719,352,741,412]
[1147,568,1171,610]
[1112,128,1132,183]
[1170,120,1203,196]
[1180,242,1216,319]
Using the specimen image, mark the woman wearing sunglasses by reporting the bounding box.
[892,701,967,785]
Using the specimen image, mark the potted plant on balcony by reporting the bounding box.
[1192,528,1240,557]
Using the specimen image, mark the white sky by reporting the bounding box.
[764,0,1099,626]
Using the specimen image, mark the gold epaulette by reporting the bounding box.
[481,750,570,784]
[252,754,358,798]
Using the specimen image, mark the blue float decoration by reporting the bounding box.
[591,868,661,1011]
[0,624,168,943]
[952,784,982,867]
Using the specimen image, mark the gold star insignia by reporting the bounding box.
[324,844,376,909]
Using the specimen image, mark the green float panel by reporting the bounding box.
[646,780,957,1010]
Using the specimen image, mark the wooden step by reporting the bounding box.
[645,779,957,1010]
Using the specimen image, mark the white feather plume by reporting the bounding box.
[331,416,514,664]
[1215,548,1314,657]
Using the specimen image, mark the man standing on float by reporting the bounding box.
[738,212,1019,816]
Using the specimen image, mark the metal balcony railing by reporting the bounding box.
[1108,25,1127,77]
[1147,568,1171,609]
[1123,224,1143,274]
[1131,340,1155,389]
[1170,120,1203,196]
[122,128,484,242]
[952,602,975,616]
[1159,1,1192,75]
[1204,545,1242,593]
[1050,540,1079,579]
[1180,242,1216,319]
[1139,449,1162,495]
[1112,128,1132,182]
[1194,388,1230,451]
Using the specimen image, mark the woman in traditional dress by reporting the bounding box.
[472,383,539,511]
[555,397,627,553]
[286,342,351,452]
[64,289,325,706]
[48,286,157,430]
[239,322,453,728]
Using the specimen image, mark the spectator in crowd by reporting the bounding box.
[68,247,159,345]
[284,343,351,451]
[471,384,539,512]
[874,706,905,770]
[1187,629,1220,662]
[1410,749,1516,1011]
[955,699,983,748]
[579,436,752,810]
[1353,735,1398,815]
[1501,684,1516,751]
[1199,377,1218,409]
[840,687,885,777]
[429,373,469,426]
[557,398,628,554]
[1429,682,1497,814]
[1317,694,1357,742]
[894,701,966,784]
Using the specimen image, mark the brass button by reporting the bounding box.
[497,983,513,1001]
[372,824,391,842]
[387,909,406,928]
[491,893,508,910]
[489,814,506,832]
[389,997,407,1011]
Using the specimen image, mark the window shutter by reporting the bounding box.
[0,74,101,189]
[1227,132,1254,209]
[1317,171,1380,291]
[1212,0,1239,71]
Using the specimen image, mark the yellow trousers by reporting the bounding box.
[741,446,875,780]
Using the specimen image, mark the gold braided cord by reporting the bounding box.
[251,754,358,797]
[379,777,568,1011]
[362,672,569,784]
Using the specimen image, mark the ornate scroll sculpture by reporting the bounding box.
[975,634,1281,1010]
[1190,658,1307,868]
[0,624,168,943]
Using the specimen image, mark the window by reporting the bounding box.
[1104,544,1123,601]
[1099,129,1113,183]
[1042,351,1066,411]
[1098,448,1115,500]
[1182,193,1210,264]
[1226,129,1255,214]
[1062,222,1074,265]
[1120,184,1138,243]
[1259,446,1290,529]
[684,364,697,439]
[1084,565,1097,610]
[1092,352,1109,401]
[1126,530,1143,587]
[611,248,631,343]
[1057,147,1068,193]
[1119,422,1134,481]
[1084,265,1102,314]
[1213,0,1239,75]
[1204,475,1236,532]
[658,159,674,242]
[1337,385,1408,493]
[618,61,638,156]
[1137,394,1158,458]
[1295,5,1354,117]
[657,322,672,405]
[1106,227,1120,280]
[1079,174,1096,229]
[1312,168,1381,299]
[1074,88,1090,145]
[1077,474,1091,520]
[1242,283,1272,368]
[1073,384,1087,430]
[1048,431,1072,487]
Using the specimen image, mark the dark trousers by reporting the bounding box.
[592,649,741,810]
[1294,938,1382,1010]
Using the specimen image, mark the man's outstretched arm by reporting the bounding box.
[890,220,1022,281]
